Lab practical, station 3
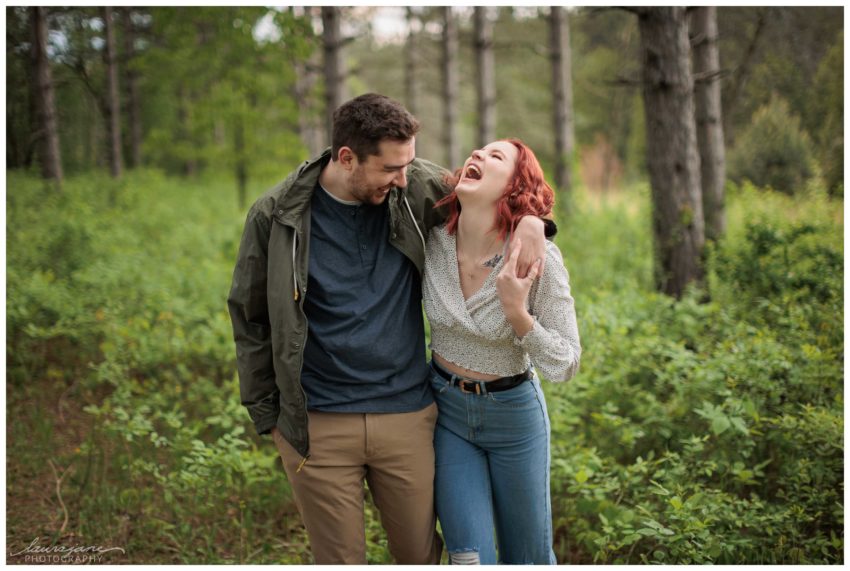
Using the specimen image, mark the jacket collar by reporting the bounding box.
[273,148,332,227]
[273,148,409,228]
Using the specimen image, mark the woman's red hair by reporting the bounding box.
[435,138,555,240]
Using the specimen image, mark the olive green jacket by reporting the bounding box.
[227,149,449,460]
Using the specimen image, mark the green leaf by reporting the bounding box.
[711,414,731,436]
[730,416,750,435]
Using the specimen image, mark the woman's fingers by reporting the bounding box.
[501,238,521,275]
[525,258,542,282]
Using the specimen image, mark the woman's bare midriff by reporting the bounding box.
[433,352,503,382]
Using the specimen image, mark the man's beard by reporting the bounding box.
[349,167,392,205]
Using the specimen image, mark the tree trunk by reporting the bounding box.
[25,75,38,168]
[288,8,323,156]
[103,7,123,178]
[474,7,496,147]
[404,7,419,118]
[549,7,575,198]
[122,7,142,168]
[7,109,20,169]
[441,7,460,169]
[690,7,726,242]
[293,58,324,156]
[321,7,348,144]
[29,6,63,187]
[637,7,705,298]
[235,113,247,209]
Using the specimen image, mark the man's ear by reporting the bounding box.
[337,146,357,171]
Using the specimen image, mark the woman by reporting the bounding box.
[423,139,581,565]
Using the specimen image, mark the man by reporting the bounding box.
[227,93,547,564]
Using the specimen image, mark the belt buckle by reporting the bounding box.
[458,379,481,395]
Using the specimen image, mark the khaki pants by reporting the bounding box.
[272,402,442,564]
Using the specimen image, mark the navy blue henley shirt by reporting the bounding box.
[299,184,432,413]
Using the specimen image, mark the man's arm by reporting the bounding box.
[513,216,549,278]
[408,158,452,231]
[227,205,280,435]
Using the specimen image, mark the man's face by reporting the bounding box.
[346,138,416,205]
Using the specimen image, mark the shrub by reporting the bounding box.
[812,31,844,197]
[728,95,816,194]
[547,179,843,564]
[6,169,843,564]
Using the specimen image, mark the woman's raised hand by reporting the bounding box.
[496,238,540,338]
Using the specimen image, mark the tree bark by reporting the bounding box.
[637,7,705,298]
[102,7,123,178]
[29,6,63,187]
[441,7,460,169]
[474,7,496,147]
[293,57,324,156]
[404,7,419,118]
[549,7,575,197]
[122,7,142,168]
[288,8,323,156]
[690,7,726,242]
[321,7,348,143]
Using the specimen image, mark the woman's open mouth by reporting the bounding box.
[464,164,483,181]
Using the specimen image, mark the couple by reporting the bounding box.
[228,93,581,565]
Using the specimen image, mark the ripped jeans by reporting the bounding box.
[430,363,556,565]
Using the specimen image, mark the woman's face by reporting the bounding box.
[455,141,518,205]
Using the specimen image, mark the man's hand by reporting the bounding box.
[512,216,547,278]
[496,239,540,338]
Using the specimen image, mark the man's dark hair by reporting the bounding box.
[332,93,420,161]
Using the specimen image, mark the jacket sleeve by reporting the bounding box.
[411,158,451,232]
[515,242,581,382]
[227,203,280,435]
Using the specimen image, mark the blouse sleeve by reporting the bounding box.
[513,242,581,382]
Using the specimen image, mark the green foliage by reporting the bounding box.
[6,8,309,183]
[728,96,816,194]
[624,92,646,182]
[5,7,34,171]
[6,163,843,562]
[138,8,307,185]
[8,6,844,204]
[718,7,842,150]
[546,179,842,563]
[7,168,313,563]
[811,31,844,197]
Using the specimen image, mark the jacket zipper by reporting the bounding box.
[291,227,310,471]
[292,232,300,301]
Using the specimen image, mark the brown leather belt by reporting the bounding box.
[431,360,532,395]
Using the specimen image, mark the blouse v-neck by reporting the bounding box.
[449,230,509,304]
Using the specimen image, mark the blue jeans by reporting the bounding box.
[430,362,556,565]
